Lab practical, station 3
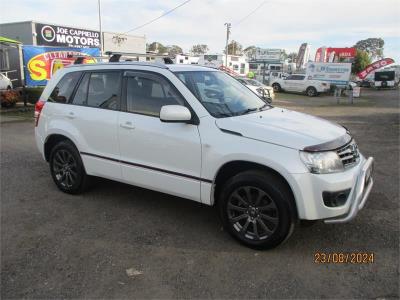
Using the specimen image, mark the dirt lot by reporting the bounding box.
[1,88,399,299]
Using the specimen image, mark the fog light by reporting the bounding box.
[323,189,351,207]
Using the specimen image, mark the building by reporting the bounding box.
[0,21,146,54]
[0,21,147,87]
[174,54,199,65]
[198,54,249,76]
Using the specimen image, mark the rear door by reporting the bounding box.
[284,75,305,91]
[118,71,202,202]
[67,70,122,180]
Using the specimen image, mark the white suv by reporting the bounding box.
[35,62,374,249]
[271,74,330,97]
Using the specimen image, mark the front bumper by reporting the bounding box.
[290,155,374,221]
[324,157,374,224]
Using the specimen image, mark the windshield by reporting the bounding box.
[174,71,269,118]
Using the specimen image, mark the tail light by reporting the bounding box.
[34,100,46,127]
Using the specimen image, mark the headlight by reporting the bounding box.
[300,151,344,174]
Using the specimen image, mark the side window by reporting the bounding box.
[72,73,89,106]
[48,72,81,103]
[86,72,121,110]
[126,74,185,117]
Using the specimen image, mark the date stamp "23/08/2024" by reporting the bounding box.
[314,252,375,264]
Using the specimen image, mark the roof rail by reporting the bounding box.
[105,51,174,64]
[66,52,175,67]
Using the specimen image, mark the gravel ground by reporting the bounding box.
[1,88,399,299]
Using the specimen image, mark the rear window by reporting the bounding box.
[48,72,82,103]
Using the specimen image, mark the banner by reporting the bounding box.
[315,47,356,62]
[306,62,352,86]
[35,23,101,48]
[296,43,309,69]
[357,58,395,79]
[23,46,99,86]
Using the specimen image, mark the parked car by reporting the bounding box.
[374,71,396,88]
[35,63,374,249]
[271,74,330,97]
[235,77,274,103]
[0,73,13,90]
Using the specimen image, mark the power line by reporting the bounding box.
[124,0,193,34]
[234,1,268,26]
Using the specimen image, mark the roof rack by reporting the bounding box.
[68,51,175,65]
[105,51,174,64]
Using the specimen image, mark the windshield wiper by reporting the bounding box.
[259,103,271,111]
[238,107,259,115]
[238,103,271,115]
[214,112,234,118]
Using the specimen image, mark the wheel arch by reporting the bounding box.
[44,134,77,162]
[211,160,298,217]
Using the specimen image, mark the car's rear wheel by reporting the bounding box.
[49,140,88,194]
[306,86,317,97]
[6,85,11,90]
[218,170,297,249]
[272,83,281,92]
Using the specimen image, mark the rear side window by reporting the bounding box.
[48,72,81,103]
[71,71,121,110]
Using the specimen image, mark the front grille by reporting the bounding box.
[337,140,360,168]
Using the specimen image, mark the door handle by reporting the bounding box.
[66,112,76,119]
[120,121,135,129]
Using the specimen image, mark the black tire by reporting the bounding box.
[49,140,89,194]
[6,85,11,90]
[218,170,297,249]
[272,83,281,92]
[306,86,317,97]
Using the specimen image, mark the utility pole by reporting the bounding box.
[224,23,231,67]
[98,0,103,56]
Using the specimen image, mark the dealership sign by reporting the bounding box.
[357,58,395,79]
[254,48,283,62]
[35,23,101,48]
[23,46,99,86]
[306,62,352,86]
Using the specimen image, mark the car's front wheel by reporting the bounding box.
[218,170,297,249]
[49,140,89,194]
[306,86,317,97]
[272,83,281,92]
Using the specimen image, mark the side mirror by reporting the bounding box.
[160,105,192,123]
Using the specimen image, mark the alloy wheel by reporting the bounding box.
[227,186,279,241]
[52,149,78,188]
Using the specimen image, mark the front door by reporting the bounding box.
[118,71,202,202]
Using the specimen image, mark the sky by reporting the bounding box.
[1,0,399,62]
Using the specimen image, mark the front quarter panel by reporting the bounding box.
[198,116,308,208]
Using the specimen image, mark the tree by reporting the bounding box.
[352,49,372,74]
[166,45,183,57]
[287,52,298,63]
[190,44,209,55]
[147,42,168,54]
[354,38,384,60]
[225,40,243,55]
